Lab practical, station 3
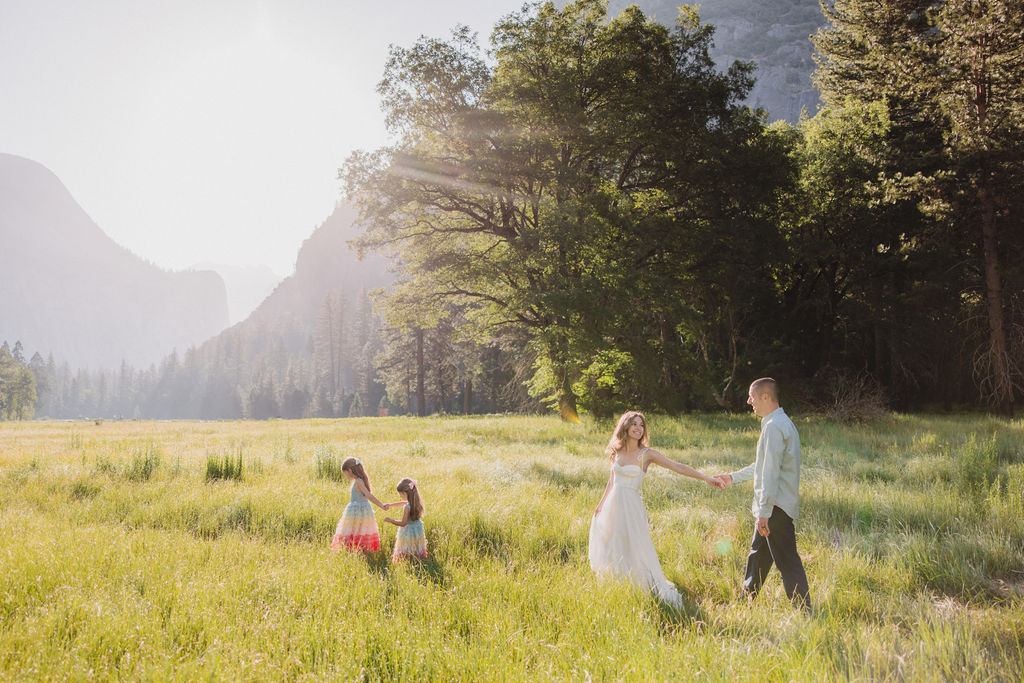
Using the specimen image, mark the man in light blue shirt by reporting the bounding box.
[716,377,810,609]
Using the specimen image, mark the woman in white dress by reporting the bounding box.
[589,410,722,608]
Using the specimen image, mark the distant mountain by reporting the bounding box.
[192,262,282,325]
[132,201,396,419]
[566,0,825,123]
[0,153,229,369]
[213,201,392,357]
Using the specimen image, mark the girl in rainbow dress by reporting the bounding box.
[383,477,428,561]
[331,458,388,552]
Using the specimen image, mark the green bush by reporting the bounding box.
[125,443,161,482]
[313,445,346,482]
[956,434,999,493]
[205,448,244,482]
[406,439,427,458]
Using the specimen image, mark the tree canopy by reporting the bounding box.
[344,0,791,417]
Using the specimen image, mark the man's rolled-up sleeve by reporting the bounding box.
[730,462,756,485]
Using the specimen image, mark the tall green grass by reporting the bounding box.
[313,444,346,482]
[205,446,244,482]
[0,414,1021,680]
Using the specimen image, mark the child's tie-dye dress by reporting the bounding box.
[331,483,380,552]
[392,504,427,561]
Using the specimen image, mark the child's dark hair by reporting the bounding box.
[342,457,371,493]
[397,478,424,521]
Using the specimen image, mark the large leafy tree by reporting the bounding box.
[344,0,777,417]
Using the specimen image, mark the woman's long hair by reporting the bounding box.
[397,478,424,521]
[604,410,649,460]
[342,457,371,493]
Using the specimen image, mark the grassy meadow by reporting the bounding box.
[1,414,1023,681]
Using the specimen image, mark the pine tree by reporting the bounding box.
[812,0,1024,412]
[919,0,1024,414]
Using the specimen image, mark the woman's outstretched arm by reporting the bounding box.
[644,449,723,487]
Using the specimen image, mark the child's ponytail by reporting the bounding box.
[397,478,424,521]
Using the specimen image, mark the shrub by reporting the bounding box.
[93,455,118,477]
[814,366,888,422]
[125,443,161,482]
[572,350,636,419]
[957,434,999,493]
[206,448,244,482]
[406,439,427,458]
[313,445,346,482]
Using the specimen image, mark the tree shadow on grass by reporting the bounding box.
[465,515,512,562]
[651,585,707,635]
[407,554,447,587]
[528,463,606,492]
[362,550,391,578]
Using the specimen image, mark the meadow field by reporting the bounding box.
[1,413,1022,681]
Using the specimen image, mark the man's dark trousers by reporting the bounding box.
[743,505,810,608]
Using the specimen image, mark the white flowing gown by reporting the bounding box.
[588,461,683,608]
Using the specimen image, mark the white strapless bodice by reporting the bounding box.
[610,463,645,491]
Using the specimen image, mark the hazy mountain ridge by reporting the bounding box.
[204,201,390,372]
[0,153,229,368]
[128,201,395,419]
[597,0,824,122]
[192,262,281,325]
[227,201,392,342]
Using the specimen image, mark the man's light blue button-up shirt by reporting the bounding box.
[729,407,801,520]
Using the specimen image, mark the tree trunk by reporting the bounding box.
[550,334,579,422]
[979,184,1013,416]
[415,327,426,417]
[873,322,885,381]
[405,375,412,417]
[658,313,673,393]
[888,312,907,412]
[464,377,472,415]
[557,388,579,423]
[326,297,337,399]
[436,360,447,414]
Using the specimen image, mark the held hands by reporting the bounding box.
[705,475,727,489]
[710,473,733,489]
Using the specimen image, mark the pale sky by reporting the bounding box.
[0,0,524,276]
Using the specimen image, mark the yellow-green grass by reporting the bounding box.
[1,414,1022,680]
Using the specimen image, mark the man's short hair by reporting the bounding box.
[750,377,779,402]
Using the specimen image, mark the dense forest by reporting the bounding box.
[6,0,1023,420]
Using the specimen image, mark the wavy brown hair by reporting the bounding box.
[604,410,649,460]
[341,457,371,494]
[397,478,424,521]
